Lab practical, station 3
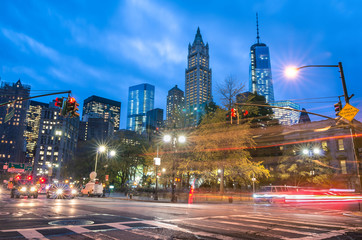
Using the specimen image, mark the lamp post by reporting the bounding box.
[94,145,106,173]
[154,146,161,201]
[286,62,360,191]
[163,134,186,203]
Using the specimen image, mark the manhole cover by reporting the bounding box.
[48,219,94,226]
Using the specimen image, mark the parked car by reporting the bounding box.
[46,184,77,199]
[80,181,103,197]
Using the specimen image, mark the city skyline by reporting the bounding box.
[1,1,362,129]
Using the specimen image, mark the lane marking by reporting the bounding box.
[18,229,48,239]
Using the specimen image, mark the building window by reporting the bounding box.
[340,160,347,174]
[321,141,328,151]
[338,139,344,151]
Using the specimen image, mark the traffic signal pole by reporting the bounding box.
[0,91,71,107]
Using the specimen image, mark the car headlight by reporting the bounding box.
[56,189,63,195]
[20,187,27,192]
[45,185,50,190]
[71,189,77,194]
[30,187,36,192]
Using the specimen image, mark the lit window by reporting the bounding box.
[338,139,344,151]
[340,160,347,174]
[321,141,328,151]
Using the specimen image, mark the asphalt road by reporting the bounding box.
[0,191,361,240]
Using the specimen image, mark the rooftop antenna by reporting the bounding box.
[256,12,260,44]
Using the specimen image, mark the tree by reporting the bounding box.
[192,108,270,193]
[275,144,334,188]
[217,75,245,110]
[236,92,277,127]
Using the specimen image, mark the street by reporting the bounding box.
[0,191,361,240]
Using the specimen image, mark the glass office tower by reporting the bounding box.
[249,14,274,103]
[126,83,155,134]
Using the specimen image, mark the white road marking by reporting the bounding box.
[18,229,48,239]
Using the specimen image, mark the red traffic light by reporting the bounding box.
[231,108,236,117]
[55,97,63,107]
[27,176,33,181]
[39,177,46,183]
[68,97,75,103]
[15,175,21,180]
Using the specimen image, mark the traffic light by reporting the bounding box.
[63,97,80,118]
[240,110,249,118]
[39,177,46,183]
[231,108,237,120]
[15,175,21,180]
[27,175,32,181]
[334,101,342,116]
[55,97,64,108]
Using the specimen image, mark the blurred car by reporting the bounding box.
[10,181,38,198]
[46,184,77,199]
[253,186,362,203]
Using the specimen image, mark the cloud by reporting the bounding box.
[2,28,60,62]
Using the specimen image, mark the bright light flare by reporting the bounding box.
[313,148,321,155]
[56,189,63,195]
[178,135,186,143]
[285,66,299,78]
[109,150,116,157]
[163,135,171,143]
[302,149,309,155]
[98,145,106,153]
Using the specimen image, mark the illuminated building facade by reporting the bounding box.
[249,14,274,103]
[185,27,212,126]
[0,80,30,164]
[166,85,184,128]
[127,83,155,134]
[82,95,121,132]
[271,100,300,126]
[33,101,79,179]
[25,100,49,165]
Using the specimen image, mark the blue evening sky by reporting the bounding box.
[1,0,361,129]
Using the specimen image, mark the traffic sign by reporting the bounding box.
[338,103,359,122]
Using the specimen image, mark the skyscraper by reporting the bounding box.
[0,79,30,164]
[25,100,49,165]
[166,85,184,128]
[82,95,121,132]
[33,100,79,179]
[127,83,155,134]
[185,27,212,126]
[249,14,274,103]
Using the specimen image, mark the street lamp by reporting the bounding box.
[163,134,186,203]
[285,62,360,190]
[153,146,161,201]
[94,145,106,173]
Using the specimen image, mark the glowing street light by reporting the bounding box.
[313,148,321,155]
[109,150,116,157]
[285,66,299,78]
[302,149,309,155]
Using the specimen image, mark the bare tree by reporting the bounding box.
[217,75,245,110]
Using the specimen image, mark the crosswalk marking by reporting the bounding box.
[66,226,89,234]
[0,215,360,240]
[17,229,48,240]
[215,215,339,231]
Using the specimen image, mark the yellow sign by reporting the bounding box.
[338,103,359,122]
